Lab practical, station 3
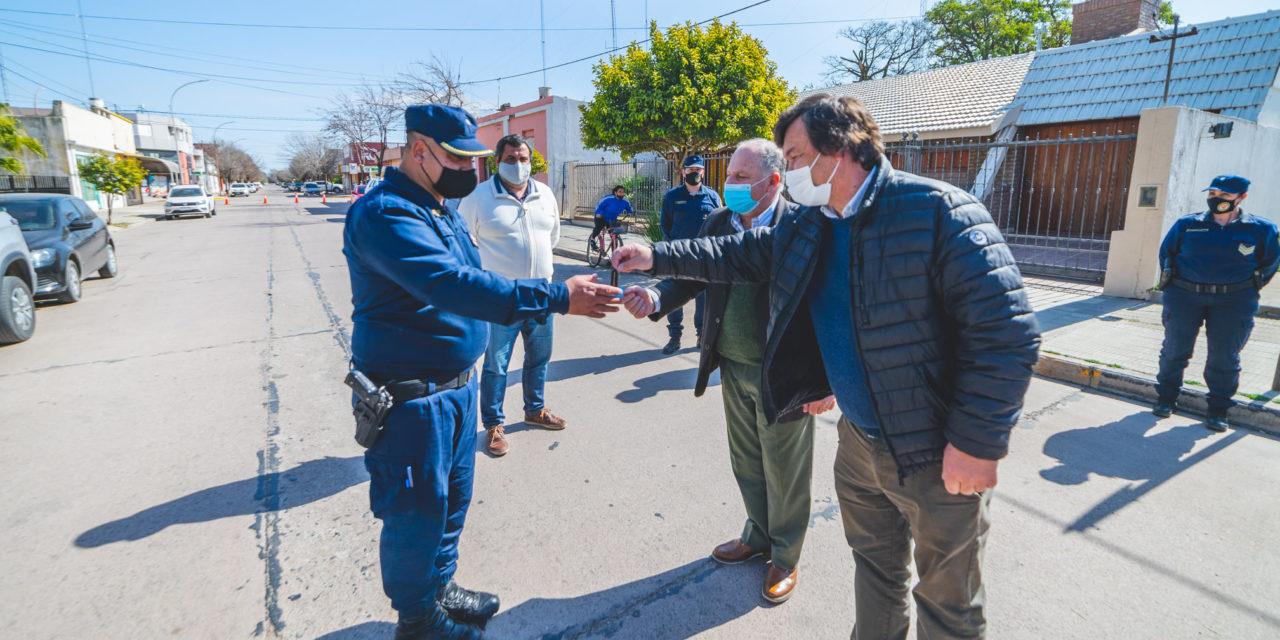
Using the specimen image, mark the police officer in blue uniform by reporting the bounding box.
[659,154,722,354]
[1154,174,1279,431]
[343,104,621,639]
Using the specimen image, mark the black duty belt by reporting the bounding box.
[379,369,474,401]
[1170,278,1257,294]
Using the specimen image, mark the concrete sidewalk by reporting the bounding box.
[553,220,1280,434]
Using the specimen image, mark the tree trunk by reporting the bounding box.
[106,199,113,226]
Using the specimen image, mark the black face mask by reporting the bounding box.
[424,144,478,199]
[1208,196,1239,215]
[684,172,702,186]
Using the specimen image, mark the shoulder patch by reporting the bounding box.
[968,229,989,246]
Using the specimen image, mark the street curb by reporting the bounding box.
[553,245,590,264]
[1034,354,1280,438]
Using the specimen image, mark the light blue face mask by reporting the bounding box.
[723,176,770,214]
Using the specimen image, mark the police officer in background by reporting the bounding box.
[1155,174,1279,431]
[343,104,621,639]
[658,154,722,354]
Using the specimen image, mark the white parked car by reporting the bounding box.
[229,183,251,197]
[0,209,36,344]
[164,185,216,220]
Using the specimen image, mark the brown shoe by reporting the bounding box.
[524,408,566,430]
[763,564,797,604]
[485,426,509,456]
[710,539,768,565]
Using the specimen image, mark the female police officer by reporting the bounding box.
[1154,174,1279,431]
[344,104,621,639]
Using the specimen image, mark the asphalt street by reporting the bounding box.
[1,187,1277,639]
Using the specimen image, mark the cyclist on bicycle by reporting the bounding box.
[592,185,634,242]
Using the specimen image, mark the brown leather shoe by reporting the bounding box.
[763,564,797,604]
[485,426,509,456]
[710,539,768,565]
[524,408,566,430]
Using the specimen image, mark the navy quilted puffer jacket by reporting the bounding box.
[649,156,1041,478]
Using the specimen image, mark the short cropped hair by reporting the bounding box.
[735,138,786,176]
[612,184,627,194]
[773,94,883,170]
[495,134,530,159]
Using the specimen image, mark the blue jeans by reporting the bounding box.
[363,379,477,620]
[667,293,705,339]
[480,317,554,428]
[1156,285,1258,411]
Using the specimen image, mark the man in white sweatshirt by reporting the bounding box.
[458,134,566,456]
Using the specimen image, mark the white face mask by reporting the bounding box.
[498,160,531,185]
[784,154,840,207]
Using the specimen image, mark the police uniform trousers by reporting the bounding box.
[363,378,478,620]
[719,357,814,573]
[667,293,706,339]
[1156,285,1259,410]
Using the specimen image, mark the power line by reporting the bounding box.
[0,7,909,32]
[460,0,777,86]
[0,41,331,99]
[0,17,391,84]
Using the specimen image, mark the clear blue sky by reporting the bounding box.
[0,0,1274,168]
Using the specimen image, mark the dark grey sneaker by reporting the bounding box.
[1206,410,1230,432]
[1152,399,1175,418]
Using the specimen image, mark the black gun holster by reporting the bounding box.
[345,368,394,448]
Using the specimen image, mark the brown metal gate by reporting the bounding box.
[886,122,1137,282]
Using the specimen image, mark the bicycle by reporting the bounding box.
[586,215,630,268]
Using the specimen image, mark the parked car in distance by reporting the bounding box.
[164,185,216,220]
[249,183,260,193]
[0,210,36,344]
[350,183,368,204]
[2,193,117,304]
[301,182,323,196]
[229,183,251,196]
[326,182,344,194]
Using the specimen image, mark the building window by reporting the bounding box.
[136,124,152,137]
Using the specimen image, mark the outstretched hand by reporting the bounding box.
[565,274,622,319]
[621,286,655,318]
[941,443,998,495]
[612,244,654,273]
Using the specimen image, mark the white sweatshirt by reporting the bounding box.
[457,175,561,282]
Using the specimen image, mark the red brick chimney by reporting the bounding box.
[1071,0,1160,45]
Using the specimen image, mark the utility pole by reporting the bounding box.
[0,45,9,105]
[610,0,618,50]
[540,0,547,87]
[76,0,96,98]
[1150,15,1198,107]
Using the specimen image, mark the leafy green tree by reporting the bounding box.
[926,0,1071,66]
[0,103,45,174]
[483,146,549,177]
[78,154,148,225]
[579,20,795,167]
[1158,2,1178,27]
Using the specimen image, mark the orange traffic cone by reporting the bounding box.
[224,197,229,205]
[294,195,299,204]
[263,196,268,204]
[322,194,327,204]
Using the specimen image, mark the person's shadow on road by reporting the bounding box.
[616,366,719,403]
[1038,411,1244,531]
[316,558,762,640]
[74,456,367,548]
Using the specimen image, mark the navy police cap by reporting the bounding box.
[405,104,492,157]
[1203,174,1250,194]
[683,155,705,168]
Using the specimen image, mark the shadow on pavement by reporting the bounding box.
[616,366,719,403]
[74,456,367,548]
[540,348,659,384]
[1032,294,1147,333]
[1039,411,1246,531]
[316,559,761,639]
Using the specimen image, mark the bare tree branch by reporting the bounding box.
[395,54,467,107]
[822,20,934,83]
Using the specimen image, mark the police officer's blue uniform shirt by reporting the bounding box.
[1159,210,1280,285]
[343,165,569,379]
[661,184,722,240]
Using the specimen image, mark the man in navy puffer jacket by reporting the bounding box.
[616,94,1040,639]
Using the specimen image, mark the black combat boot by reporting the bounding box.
[437,580,500,627]
[394,601,484,640]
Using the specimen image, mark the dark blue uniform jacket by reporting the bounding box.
[1159,211,1280,285]
[661,185,721,240]
[343,166,569,379]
